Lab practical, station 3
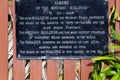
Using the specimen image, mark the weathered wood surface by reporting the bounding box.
[0,0,8,80]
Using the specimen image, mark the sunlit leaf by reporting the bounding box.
[101,65,113,73]
[100,73,106,80]
[109,6,115,20]
[109,6,119,23]
[113,63,120,69]
[110,26,120,41]
[111,72,120,80]
[8,0,12,2]
[109,45,120,49]
[92,56,116,61]
[100,62,105,72]
[105,70,116,76]
[93,71,102,80]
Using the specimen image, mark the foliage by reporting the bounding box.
[89,6,120,80]
[8,0,12,2]
[90,53,120,80]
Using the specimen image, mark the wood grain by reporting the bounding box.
[64,60,75,80]
[0,0,8,80]
[116,0,120,34]
[47,60,59,80]
[30,60,42,80]
[80,60,93,80]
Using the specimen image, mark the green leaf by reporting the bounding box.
[93,61,101,72]
[113,9,119,22]
[93,71,102,80]
[111,71,120,80]
[110,26,120,41]
[109,45,120,49]
[100,62,105,72]
[105,70,116,76]
[113,63,120,69]
[8,0,12,2]
[109,6,115,20]
[109,6,119,23]
[100,73,106,80]
[101,65,113,73]
[107,53,120,57]
[92,56,116,61]
[59,73,63,80]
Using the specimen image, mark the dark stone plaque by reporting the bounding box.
[15,0,108,59]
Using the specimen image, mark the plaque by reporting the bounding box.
[15,0,108,59]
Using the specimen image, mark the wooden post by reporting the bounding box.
[30,60,42,80]
[0,0,8,80]
[80,60,93,80]
[116,0,120,35]
[64,60,75,80]
[47,60,59,80]
[12,1,25,80]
